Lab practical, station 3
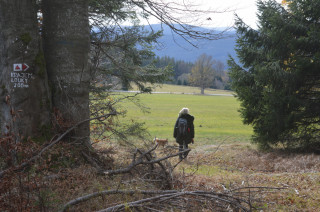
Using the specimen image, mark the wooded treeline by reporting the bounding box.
[146,55,231,90]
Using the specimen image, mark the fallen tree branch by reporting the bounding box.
[102,145,190,175]
[98,192,181,212]
[136,146,173,189]
[60,189,258,212]
[59,189,178,212]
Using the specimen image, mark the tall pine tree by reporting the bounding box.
[229,0,320,150]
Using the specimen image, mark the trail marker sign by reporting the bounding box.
[11,63,32,88]
[13,63,29,72]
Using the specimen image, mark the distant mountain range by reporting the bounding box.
[148,24,238,67]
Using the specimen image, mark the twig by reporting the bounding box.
[59,189,177,212]
[213,136,229,154]
[230,186,287,193]
[98,193,180,212]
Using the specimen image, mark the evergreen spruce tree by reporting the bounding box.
[228,0,320,150]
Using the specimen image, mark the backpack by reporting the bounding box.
[177,117,188,139]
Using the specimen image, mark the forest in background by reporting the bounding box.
[144,55,231,90]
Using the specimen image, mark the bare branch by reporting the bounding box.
[99,192,181,212]
[130,0,233,47]
[101,145,190,175]
[59,188,283,211]
[59,189,177,212]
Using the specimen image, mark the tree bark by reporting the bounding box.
[42,0,90,144]
[0,0,51,139]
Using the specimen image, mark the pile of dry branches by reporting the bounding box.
[60,188,252,211]
[59,144,284,211]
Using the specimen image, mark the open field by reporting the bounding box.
[119,92,252,144]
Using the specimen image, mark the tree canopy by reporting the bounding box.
[189,54,216,94]
[228,0,320,150]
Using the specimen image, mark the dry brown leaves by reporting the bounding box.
[176,143,320,211]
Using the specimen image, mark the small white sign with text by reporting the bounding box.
[11,63,32,88]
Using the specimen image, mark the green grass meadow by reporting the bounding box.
[119,92,253,145]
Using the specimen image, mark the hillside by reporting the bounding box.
[147,24,237,66]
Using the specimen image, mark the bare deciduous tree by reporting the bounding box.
[189,53,216,94]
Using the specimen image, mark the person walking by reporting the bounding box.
[173,107,194,160]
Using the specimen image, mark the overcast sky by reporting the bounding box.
[200,0,283,28]
[143,0,283,29]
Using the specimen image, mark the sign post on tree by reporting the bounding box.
[0,0,51,140]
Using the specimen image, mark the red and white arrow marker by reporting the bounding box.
[13,63,29,72]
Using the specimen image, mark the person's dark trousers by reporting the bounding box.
[179,142,189,160]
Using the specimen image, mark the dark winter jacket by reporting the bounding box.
[173,114,195,144]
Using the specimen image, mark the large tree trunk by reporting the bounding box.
[201,87,205,95]
[0,0,51,140]
[42,0,90,144]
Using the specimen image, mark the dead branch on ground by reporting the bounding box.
[100,144,190,189]
[60,186,286,212]
[59,189,250,212]
[101,144,190,176]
